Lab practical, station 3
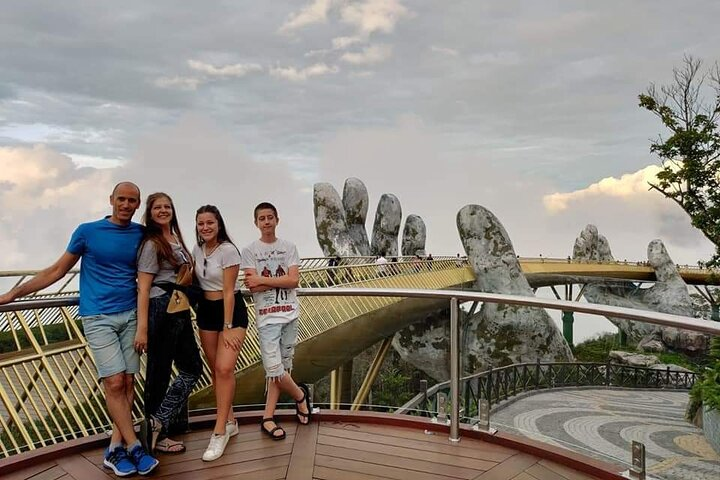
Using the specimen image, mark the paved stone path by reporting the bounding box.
[491,389,720,480]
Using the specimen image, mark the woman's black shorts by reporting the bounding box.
[196,291,249,331]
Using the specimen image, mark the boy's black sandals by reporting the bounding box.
[261,418,286,440]
[295,383,312,425]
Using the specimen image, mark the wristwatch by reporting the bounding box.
[224,323,233,330]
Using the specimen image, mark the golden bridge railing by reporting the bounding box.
[0,256,471,458]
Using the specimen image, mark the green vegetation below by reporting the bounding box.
[689,337,720,420]
[572,333,707,372]
[0,320,83,354]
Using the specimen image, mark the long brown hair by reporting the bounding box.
[141,192,190,268]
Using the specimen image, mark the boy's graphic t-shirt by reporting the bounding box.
[241,238,300,328]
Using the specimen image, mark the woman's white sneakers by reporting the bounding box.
[201,419,238,462]
[202,431,230,462]
[226,419,238,437]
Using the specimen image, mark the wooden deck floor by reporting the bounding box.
[3,413,626,480]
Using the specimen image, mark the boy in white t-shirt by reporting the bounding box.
[241,202,311,440]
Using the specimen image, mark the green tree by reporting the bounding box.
[639,55,720,264]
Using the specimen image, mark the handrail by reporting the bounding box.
[5,287,719,335]
[298,287,720,336]
[396,361,699,415]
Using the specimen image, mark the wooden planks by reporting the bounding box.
[3,417,619,480]
[287,421,319,480]
[56,455,113,480]
[320,422,515,463]
[26,464,67,480]
[313,420,513,480]
[537,459,603,480]
[5,461,57,480]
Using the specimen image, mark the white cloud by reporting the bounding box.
[0,145,115,269]
[349,70,375,78]
[187,60,263,77]
[340,44,393,65]
[304,49,332,58]
[339,0,410,36]
[539,163,712,262]
[543,165,662,213]
[155,61,262,90]
[154,76,202,90]
[332,35,362,50]
[430,46,459,57]
[305,36,363,58]
[0,145,113,213]
[279,0,335,33]
[269,63,339,82]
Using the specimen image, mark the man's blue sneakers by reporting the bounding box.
[128,443,160,475]
[103,446,137,477]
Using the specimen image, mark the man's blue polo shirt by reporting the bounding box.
[67,217,144,316]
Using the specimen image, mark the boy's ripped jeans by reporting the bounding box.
[258,319,298,379]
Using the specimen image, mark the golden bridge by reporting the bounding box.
[1,256,718,479]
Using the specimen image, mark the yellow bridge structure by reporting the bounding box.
[0,256,717,458]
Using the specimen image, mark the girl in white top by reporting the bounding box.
[192,205,247,462]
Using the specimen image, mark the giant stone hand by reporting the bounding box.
[314,178,426,257]
[573,225,708,353]
[394,205,574,379]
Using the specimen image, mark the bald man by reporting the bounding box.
[0,182,159,477]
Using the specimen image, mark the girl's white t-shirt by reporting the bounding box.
[192,242,241,291]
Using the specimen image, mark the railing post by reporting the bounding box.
[605,359,611,386]
[473,399,497,435]
[618,328,628,347]
[487,365,493,409]
[535,358,540,390]
[449,296,461,443]
[464,379,471,418]
[420,379,428,415]
[628,441,646,479]
[561,310,574,346]
[437,392,448,422]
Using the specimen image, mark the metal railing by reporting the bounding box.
[1,271,719,455]
[398,360,699,419]
[301,287,720,441]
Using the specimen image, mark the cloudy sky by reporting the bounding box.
[2,0,719,288]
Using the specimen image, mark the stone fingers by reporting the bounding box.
[342,178,371,255]
[370,194,402,257]
[313,182,359,257]
[401,214,426,256]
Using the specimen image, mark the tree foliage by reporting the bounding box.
[639,55,720,264]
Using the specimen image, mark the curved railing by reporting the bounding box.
[397,360,699,419]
